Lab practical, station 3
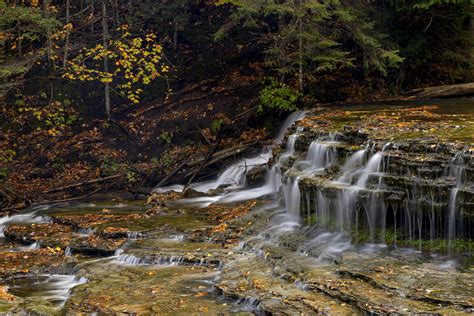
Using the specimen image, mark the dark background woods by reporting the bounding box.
[0,0,472,209]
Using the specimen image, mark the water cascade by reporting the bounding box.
[157,109,473,254]
[7,274,87,306]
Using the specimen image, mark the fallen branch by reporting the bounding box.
[156,160,189,187]
[42,174,123,194]
[182,141,261,180]
[185,133,223,188]
[2,181,119,214]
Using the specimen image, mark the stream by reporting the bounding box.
[0,99,473,314]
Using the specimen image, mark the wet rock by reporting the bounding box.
[0,249,64,278]
[146,193,167,206]
[98,227,129,239]
[51,213,143,231]
[183,188,206,198]
[337,253,474,311]
[206,183,231,196]
[216,252,356,315]
[66,264,233,315]
[69,236,126,257]
[4,223,73,247]
[245,164,267,187]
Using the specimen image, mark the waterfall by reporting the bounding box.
[283,176,301,216]
[356,152,383,188]
[0,211,50,237]
[156,109,472,254]
[338,149,366,183]
[155,111,306,198]
[446,152,467,251]
[306,134,338,169]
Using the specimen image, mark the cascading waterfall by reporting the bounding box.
[154,109,472,255]
[306,133,338,169]
[446,151,468,251]
[155,111,307,205]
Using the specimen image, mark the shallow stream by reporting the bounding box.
[0,99,473,314]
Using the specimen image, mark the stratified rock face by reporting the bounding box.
[274,104,474,251]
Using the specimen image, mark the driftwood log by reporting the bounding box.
[406,82,474,99]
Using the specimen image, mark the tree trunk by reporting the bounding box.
[91,0,95,34]
[63,0,71,68]
[114,0,120,26]
[298,18,304,92]
[173,18,179,50]
[102,0,111,120]
[17,29,22,58]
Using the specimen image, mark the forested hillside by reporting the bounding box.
[1,0,472,209]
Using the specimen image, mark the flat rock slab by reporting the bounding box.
[67,263,234,314]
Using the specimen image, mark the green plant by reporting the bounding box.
[52,161,65,172]
[211,119,224,134]
[100,157,124,176]
[0,149,16,164]
[0,168,7,180]
[159,131,173,144]
[126,170,137,183]
[259,79,300,112]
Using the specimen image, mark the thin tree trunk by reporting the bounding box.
[102,0,111,120]
[17,29,22,57]
[298,18,304,92]
[63,0,71,68]
[91,0,95,34]
[114,0,120,25]
[173,18,179,50]
[43,1,53,69]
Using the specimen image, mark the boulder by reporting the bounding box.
[245,164,268,187]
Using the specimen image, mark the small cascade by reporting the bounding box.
[8,274,87,306]
[155,111,307,205]
[337,149,366,183]
[306,134,338,169]
[116,253,144,265]
[126,231,146,239]
[266,119,472,255]
[446,151,468,250]
[190,152,272,193]
[0,211,50,237]
[78,227,96,236]
[114,253,221,267]
[283,176,301,216]
[355,152,383,188]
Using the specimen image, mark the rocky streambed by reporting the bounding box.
[0,100,473,314]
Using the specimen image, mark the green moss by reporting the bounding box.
[304,213,318,226]
[95,213,211,233]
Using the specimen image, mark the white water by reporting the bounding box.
[0,210,50,237]
[9,274,87,306]
[446,152,467,250]
[306,134,339,170]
